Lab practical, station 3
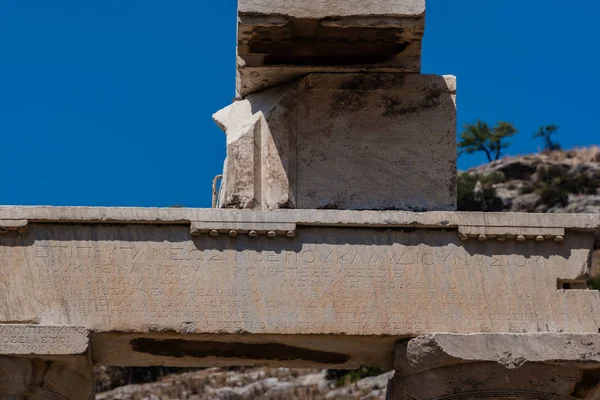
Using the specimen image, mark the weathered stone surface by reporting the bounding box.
[236,1,425,96]
[0,207,598,368]
[0,324,93,398]
[92,332,397,369]
[387,362,600,400]
[215,74,457,211]
[388,333,600,400]
[0,325,89,356]
[238,0,425,19]
[397,333,600,373]
[1,206,599,231]
[0,355,94,400]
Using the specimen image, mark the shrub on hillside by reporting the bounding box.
[326,366,385,387]
[535,165,600,208]
[457,171,505,212]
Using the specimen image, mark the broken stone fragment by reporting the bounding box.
[0,325,89,356]
[387,333,600,400]
[236,0,425,96]
[215,73,457,211]
[0,325,93,400]
[396,333,600,373]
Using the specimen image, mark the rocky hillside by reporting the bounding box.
[96,367,392,400]
[460,146,600,214]
[95,147,600,399]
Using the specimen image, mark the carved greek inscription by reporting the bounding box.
[0,326,85,354]
[2,225,590,334]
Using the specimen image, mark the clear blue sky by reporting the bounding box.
[1,0,599,207]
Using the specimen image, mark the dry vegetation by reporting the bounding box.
[96,367,391,400]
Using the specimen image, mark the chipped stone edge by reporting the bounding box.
[0,325,90,356]
[0,207,598,231]
[396,333,600,376]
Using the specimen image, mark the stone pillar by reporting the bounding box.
[388,333,600,400]
[0,325,93,400]
[215,0,457,212]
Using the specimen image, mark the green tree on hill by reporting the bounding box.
[458,120,518,162]
[533,124,561,152]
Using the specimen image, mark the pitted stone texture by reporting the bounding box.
[0,356,94,400]
[0,207,599,368]
[0,220,599,369]
[387,363,599,400]
[0,206,599,231]
[215,74,457,211]
[238,0,425,19]
[396,333,600,374]
[236,0,425,96]
[388,333,600,399]
[0,325,89,356]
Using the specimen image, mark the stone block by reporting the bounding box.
[215,73,457,211]
[238,0,426,19]
[236,0,425,96]
[0,325,89,356]
[396,333,600,373]
[388,333,600,400]
[0,207,599,368]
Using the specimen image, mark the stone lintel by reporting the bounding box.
[0,207,598,369]
[0,207,598,232]
[0,325,89,356]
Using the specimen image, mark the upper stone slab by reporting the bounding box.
[238,0,425,19]
[236,0,425,96]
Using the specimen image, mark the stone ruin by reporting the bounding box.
[1,1,600,399]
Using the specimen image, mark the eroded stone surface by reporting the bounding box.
[15,223,597,336]
[92,332,397,369]
[238,0,425,19]
[387,362,599,400]
[0,207,598,368]
[397,333,600,373]
[0,356,94,400]
[215,74,457,211]
[0,206,599,230]
[0,325,89,356]
[388,333,600,400]
[236,0,425,96]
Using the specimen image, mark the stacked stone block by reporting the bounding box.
[216,0,457,211]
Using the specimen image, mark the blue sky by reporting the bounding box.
[1,0,599,207]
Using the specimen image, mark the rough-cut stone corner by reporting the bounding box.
[388,333,600,399]
[236,0,425,96]
[215,74,457,211]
